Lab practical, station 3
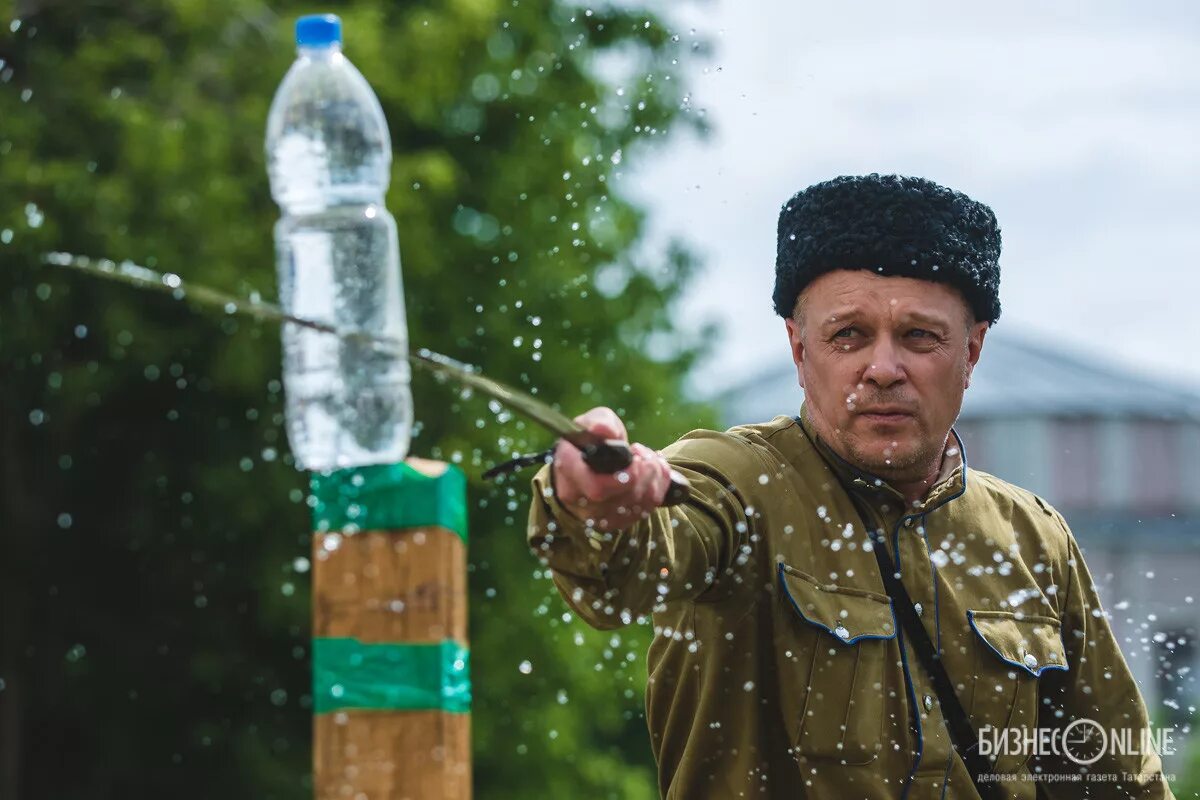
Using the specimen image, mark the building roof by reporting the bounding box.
[715,330,1200,426]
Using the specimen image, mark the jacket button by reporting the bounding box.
[834,624,850,640]
[1024,653,1038,670]
[923,695,933,711]
[913,602,923,617]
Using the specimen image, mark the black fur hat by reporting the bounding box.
[773,174,1001,324]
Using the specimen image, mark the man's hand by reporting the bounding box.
[552,406,674,530]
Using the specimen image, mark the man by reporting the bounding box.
[526,175,1173,799]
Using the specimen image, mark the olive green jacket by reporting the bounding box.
[527,407,1174,799]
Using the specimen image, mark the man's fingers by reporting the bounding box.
[572,406,628,442]
[551,437,588,506]
[555,406,630,503]
[554,437,622,506]
[630,443,671,508]
[553,428,667,525]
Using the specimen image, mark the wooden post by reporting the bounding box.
[310,458,470,799]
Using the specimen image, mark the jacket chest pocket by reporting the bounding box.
[967,610,1068,773]
[776,563,897,765]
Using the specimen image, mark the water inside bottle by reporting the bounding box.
[276,203,412,470]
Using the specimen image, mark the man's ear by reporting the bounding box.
[964,321,988,389]
[784,317,805,389]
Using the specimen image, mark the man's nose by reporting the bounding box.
[861,336,907,388]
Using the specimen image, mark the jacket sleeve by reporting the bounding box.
[526,429,769,630]
[1035,515,1175,798]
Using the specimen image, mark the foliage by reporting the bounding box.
[0,0,714,796]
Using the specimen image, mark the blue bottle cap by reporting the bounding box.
[295,14,342,47]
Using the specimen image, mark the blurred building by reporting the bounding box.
[716,330,1200,759]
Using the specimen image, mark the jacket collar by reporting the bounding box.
[796,402,968,514]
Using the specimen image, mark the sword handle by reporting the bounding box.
[581,439,690,507]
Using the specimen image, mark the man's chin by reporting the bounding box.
[848,444,919,478]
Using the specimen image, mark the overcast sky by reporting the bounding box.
[627,1,1200,395]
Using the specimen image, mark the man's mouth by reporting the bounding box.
[857,407,915,424]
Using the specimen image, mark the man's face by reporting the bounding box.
[784,270,988,483]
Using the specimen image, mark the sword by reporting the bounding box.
[41,252,690,505]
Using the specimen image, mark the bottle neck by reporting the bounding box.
[296,43,342,60]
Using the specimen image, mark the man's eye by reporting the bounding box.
[834,328,857,338]
[908,329,933,338]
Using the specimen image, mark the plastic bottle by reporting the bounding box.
[265,14,412,472]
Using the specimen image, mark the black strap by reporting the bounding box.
[861,509,1003,799]
[792,414,1001,796]
[482,447,554,481]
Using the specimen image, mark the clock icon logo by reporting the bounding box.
[1063,718,1107,765]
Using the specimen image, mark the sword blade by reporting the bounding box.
[41,251,589,440]
[42,252,690,504]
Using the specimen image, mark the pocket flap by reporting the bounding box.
[777,563,896,645]
[968,610,1068,677]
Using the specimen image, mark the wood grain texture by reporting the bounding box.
[314,710,470,800]
[313,526,466,644]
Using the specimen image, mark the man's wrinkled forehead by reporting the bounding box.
[794,270,975,330]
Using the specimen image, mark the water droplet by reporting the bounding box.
[518,660,533,674]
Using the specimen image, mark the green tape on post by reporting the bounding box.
[310,461,468,541]
[313,638,471,714]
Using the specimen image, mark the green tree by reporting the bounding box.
[0,0,713,797]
